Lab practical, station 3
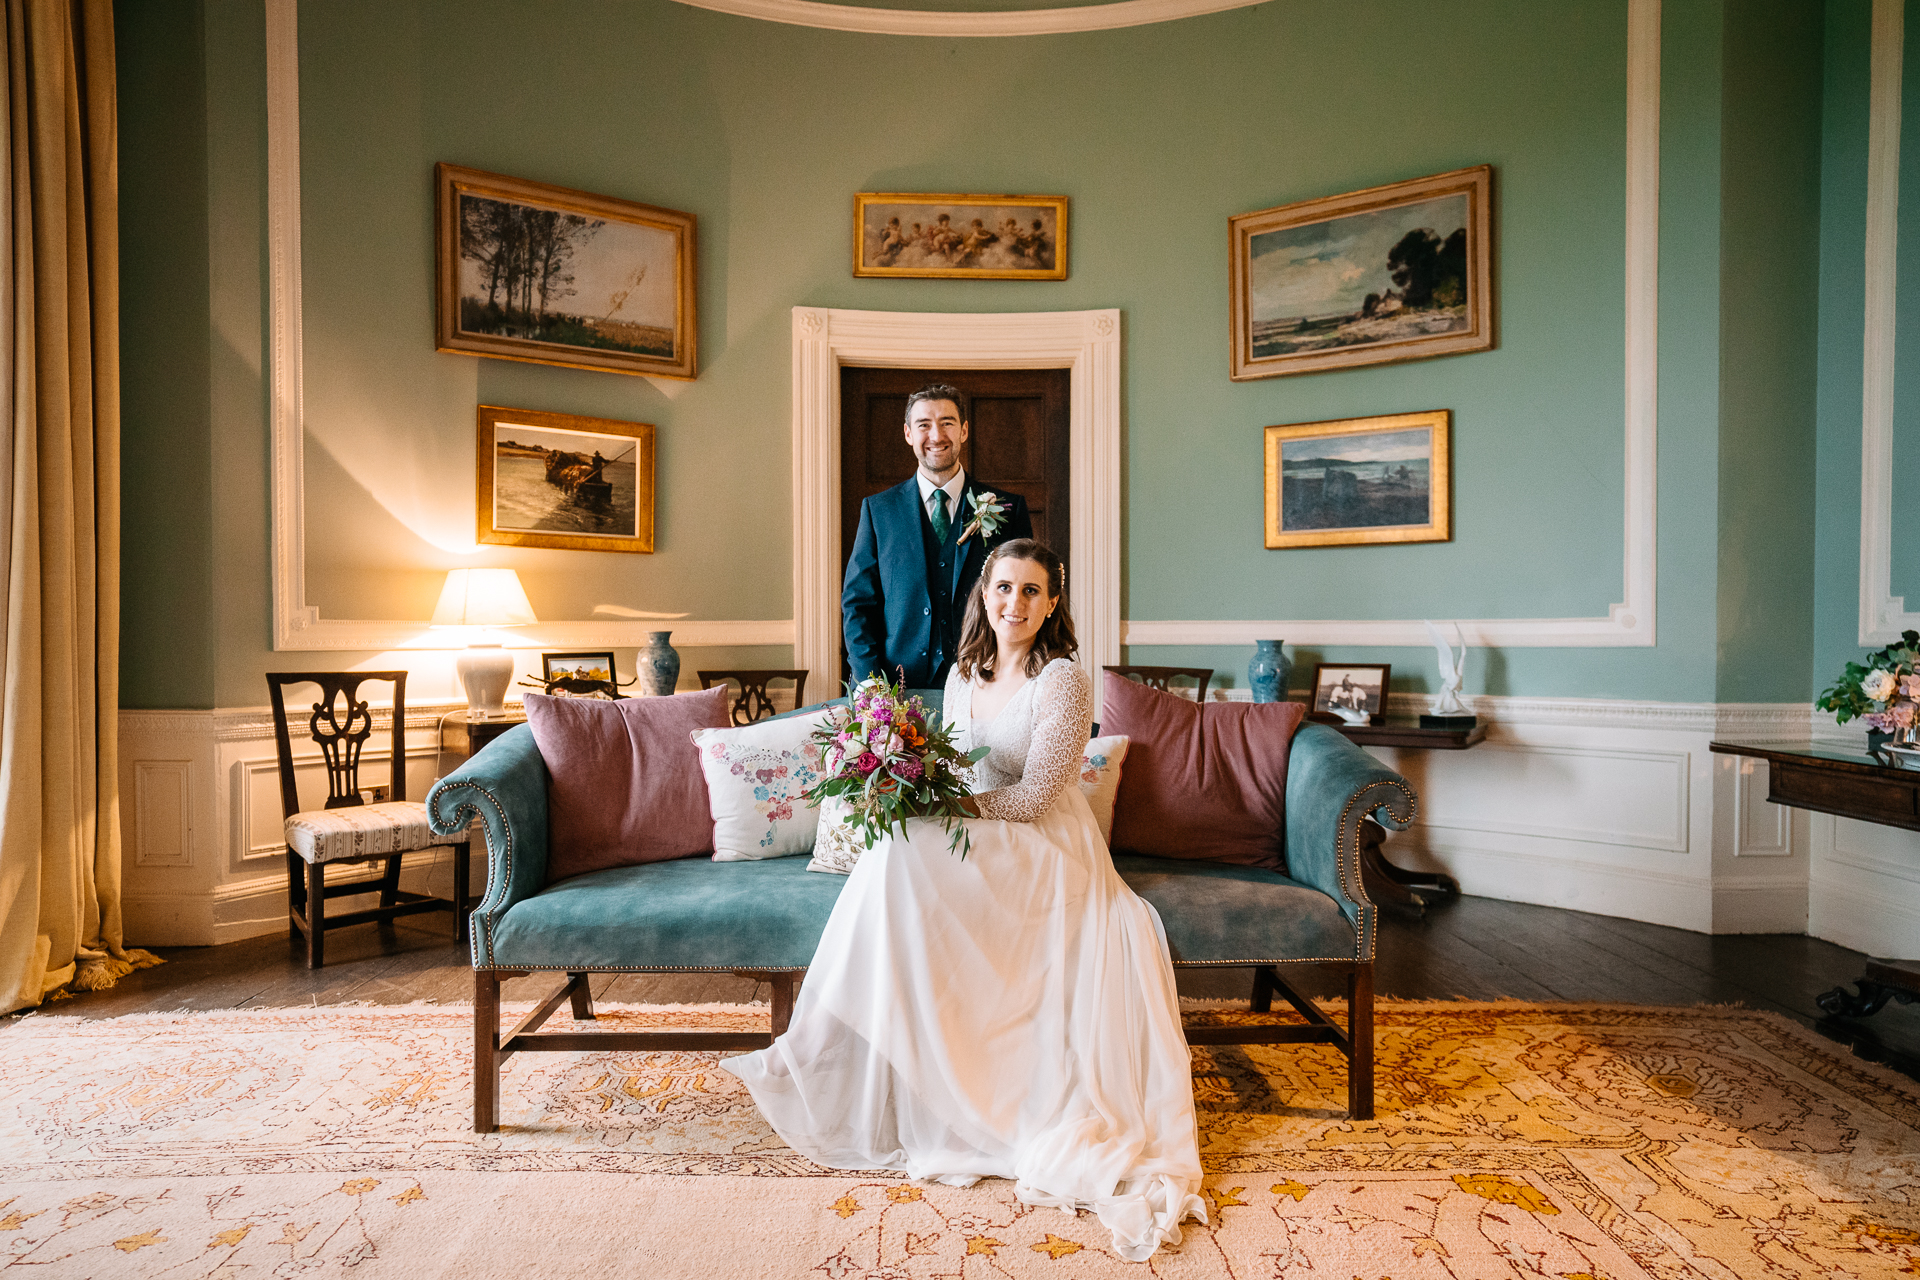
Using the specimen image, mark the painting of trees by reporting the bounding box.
[459,195,604,334]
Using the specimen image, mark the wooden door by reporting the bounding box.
[839,366,1070,575]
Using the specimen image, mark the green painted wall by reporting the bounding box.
[117,0,216,708]
[1714,0,1823,703]
[116,0,1838,710]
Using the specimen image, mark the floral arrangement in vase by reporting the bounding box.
[802,675,988,856]
[1816,629,1920,741]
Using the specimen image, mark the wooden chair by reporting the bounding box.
[1104,665,1214,702]
[267,672,471,968]
[698,669,809,725]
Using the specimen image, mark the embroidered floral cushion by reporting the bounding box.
[1078,734,1130,845]
[805,795,866,875]
[693,709,835,860]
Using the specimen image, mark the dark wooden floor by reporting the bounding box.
[10,892,1919,1080]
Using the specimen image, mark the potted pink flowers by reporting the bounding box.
[1817,629,1920,755]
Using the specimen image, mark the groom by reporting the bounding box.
[843,384,1033,689]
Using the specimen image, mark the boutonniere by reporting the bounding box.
[957,490,1009,544]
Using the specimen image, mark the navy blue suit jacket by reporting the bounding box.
[842,475,1034,689]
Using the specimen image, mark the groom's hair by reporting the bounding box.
[955,539,1078,681]
[904,383,968,423]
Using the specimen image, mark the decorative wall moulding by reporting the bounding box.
[670,0,1265,37]
[1860,0,1920,644]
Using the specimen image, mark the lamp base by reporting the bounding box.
[456,644,515,717]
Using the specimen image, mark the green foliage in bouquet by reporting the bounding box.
[1816,629,1920,727]
[801,676,989,856]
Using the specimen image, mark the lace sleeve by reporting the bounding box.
[973,661,1092,822]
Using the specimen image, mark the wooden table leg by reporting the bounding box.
[1817,958,1920,1019]
[1357,818,1459,916]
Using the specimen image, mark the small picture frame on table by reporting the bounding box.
[541,651,621,699]
[1309,663,1391,726]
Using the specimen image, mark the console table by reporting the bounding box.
[1338,719,1487,914]
[1709,738,1920,1020]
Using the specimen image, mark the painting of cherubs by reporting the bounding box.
[855,194,1068,279]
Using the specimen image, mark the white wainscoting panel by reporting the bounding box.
[132,761,194,867]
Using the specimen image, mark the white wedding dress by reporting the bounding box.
[722,659,1206,1261]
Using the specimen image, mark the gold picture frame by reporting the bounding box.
[1263,410,1451,549]
[852,192,1068,280]
[1229,166,1493,380]
[436,163,697,380]
[477,405,656,554]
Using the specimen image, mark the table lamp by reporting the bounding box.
[431,568,537,718]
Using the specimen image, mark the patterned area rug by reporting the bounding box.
[2,1000,1918,1277]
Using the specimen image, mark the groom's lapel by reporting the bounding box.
[884,479,932,596]
[950,479,982,597]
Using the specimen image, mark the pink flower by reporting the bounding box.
[871,706,893,723]
[1893,702,1917,729]
[894,757,924,781]
[855,752,880,775]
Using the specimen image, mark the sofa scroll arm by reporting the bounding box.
[427,724,550,967]
[1283,725,1419,922]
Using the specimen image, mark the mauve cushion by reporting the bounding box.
[526,686,731,882]
[1101,671,1306,869]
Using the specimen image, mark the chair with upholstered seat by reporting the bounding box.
[697,669,809,725]
[267,672,471,968]
[1103,665,1213,702]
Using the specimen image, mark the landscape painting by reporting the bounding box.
[476,405,655,554]
[1263,410,1451,549]
[436,164,697,380]
[1230,167,1492,380]
[854,192,1068,280]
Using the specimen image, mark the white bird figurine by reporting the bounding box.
[1424,620,1468,715]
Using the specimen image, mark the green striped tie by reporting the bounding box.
[929,489,951,543]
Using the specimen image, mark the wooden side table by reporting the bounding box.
[440,709,529,764]
[1710,737,1920,1021]
[1334,718,1486,915]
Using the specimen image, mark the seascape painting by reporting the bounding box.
[1250,194,1469,359]
[436,164,697,380]
[1280,428,1432,532]
[1263,411,1451,549]
[854,193,1068,279]
[476,405,655,554]
[1230,167,1491,379]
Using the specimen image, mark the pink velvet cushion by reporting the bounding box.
[1101,671,1306,869]
[525,686,731,882]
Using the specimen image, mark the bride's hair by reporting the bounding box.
[956,539,1079,681]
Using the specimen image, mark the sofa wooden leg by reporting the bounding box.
[770,972,796,1037]
[1347,964,1375,1121]
[1250,965,1277,1014]
[475,969,501,1133]
[566,971,595,1021]
[305,860,325,969]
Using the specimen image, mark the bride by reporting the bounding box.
[723,539,1206,1261]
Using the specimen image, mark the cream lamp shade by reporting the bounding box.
[432,569,537,718]
[430,568,538,628]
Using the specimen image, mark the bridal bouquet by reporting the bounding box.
[802,676,988,856]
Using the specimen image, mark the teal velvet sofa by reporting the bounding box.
[427,710,1416,1132]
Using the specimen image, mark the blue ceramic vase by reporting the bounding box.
[642,631,681,696]
[1248,639,1289,704]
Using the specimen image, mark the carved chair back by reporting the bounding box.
[697,669,810,726]
[1103,665,1214,702]
[265,672,410,820]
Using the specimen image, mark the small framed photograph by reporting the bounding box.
[436,163,697,380]
[1310,663,1391,724]
[477,404,655,554]
[541,651,620,698]
[1264,410,1450,549]
[1229,165,1492,380]
[853,192,1068,280]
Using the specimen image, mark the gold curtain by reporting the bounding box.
[0,0,151,1015]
